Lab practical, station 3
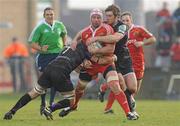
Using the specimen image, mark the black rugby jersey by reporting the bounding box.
[47,42,90,75]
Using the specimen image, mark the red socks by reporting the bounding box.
[104,91,115,111]
[105,91,130,115]
[114,91,130,115]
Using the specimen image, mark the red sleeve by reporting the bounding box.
[139,27,153,39]
[104,24,114,35]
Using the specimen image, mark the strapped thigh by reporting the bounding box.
[33,83,46,94]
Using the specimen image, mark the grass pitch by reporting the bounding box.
[0,93,180,126]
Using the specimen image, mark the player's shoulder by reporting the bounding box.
[116,20,128,33]
[133,25,146,31]
[32,20,45,31]
[54,20,65,26]
[132,25,152,36]
[102,23,111,27]
[81,25,91,33]
[101,23,113,30]
[36,20,45,27]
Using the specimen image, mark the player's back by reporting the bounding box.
[47,42,89,75]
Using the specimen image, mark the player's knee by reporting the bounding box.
[33,83,46,96]
[126,81,137,94]
[76,80,88,91]
[108,80,122,94]
[106,72,123,94]
[128,86,137,94]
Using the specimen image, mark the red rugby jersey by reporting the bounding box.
[127,25,153,71]
[81,23,114,75]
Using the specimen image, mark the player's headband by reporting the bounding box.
[90,8,103,18]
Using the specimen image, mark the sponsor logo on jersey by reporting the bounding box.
[85,34,89,39]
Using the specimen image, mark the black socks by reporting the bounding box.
[124,89,133,111]
[49,99,70,112]
[10,93,32,114]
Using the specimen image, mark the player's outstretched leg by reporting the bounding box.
[3,91,38,120]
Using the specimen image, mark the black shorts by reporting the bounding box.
[38,61,74,92]
[79,65,115,81]
[115,57,134,75]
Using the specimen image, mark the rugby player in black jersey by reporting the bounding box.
[87,4,139,118]
[3,41,99,120]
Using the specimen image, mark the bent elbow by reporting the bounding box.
[152,37,156,43]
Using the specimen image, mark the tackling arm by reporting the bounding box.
[70,31,82,49]
[87,32,124,45]
[94,43,115,55]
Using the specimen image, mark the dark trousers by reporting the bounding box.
[8,57,26,92]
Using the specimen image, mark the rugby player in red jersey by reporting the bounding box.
[121,11,156,93]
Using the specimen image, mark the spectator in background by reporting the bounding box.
[156,2,174,42]
[170,37,180,68]
[155,33,171,72]
[173,1,180,38]
[3,37,29,92]
[28,7,67,115]
[156,2,170,19]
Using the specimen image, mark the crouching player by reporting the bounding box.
[3,41,94,120]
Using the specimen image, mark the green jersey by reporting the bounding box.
[28,20,67,54]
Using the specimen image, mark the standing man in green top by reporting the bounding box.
[28,7,67,115]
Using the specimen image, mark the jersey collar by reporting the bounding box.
[89,23,103,37]
[43,19,56,30]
